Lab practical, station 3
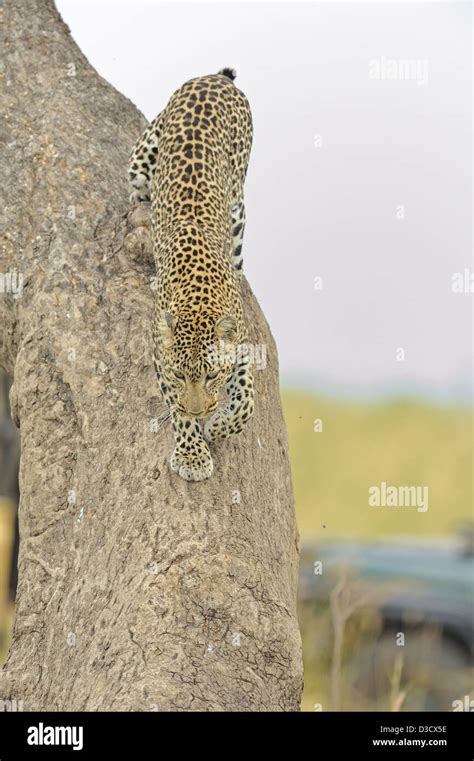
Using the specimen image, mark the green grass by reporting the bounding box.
[282,391,473,541]
[282,390,473,711]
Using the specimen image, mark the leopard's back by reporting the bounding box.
[154,74,250,244]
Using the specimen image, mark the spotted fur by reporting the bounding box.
[129,70,254,481]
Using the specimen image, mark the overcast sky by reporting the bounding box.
[57,1,472,403]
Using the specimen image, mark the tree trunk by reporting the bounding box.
[0,0,303,711]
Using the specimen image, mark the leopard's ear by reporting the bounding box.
[158,311,176,349]
[215,314,237,344]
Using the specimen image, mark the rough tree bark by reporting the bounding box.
[0,0,303,711]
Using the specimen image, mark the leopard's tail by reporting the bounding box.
[218,67,237,81]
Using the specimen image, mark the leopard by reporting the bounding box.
[128,68,254,481]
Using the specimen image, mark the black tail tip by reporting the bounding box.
[218,67,237,81]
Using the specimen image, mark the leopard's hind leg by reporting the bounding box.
[128,112,164,202]
[230,196,246,273]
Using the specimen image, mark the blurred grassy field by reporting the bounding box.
[281,390,473,711]
[0,497,15,668]
[282,391,473,540]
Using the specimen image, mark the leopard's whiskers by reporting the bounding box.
[153,403,177,432]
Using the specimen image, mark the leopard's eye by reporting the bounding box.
[206,368,219,381]
[173,368,185,380]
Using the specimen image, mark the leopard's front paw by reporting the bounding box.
[204,410,230,442]
[170,445,214,482]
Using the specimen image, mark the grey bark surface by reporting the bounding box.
[0,0,303,711]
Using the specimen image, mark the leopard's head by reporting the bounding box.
[157,309,237,417]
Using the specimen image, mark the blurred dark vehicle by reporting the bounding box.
[300,532,474,711]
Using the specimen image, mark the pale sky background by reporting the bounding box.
[57,0,472,403]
